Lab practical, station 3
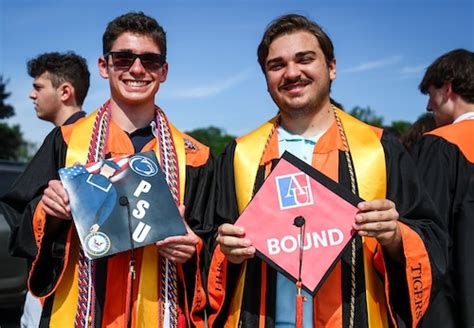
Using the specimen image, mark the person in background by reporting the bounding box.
[28,51,90,126]
[413,48,474,328]
[401,113,436,152]
[21,50,90,328]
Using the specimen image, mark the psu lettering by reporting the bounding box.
[131,179,152,242]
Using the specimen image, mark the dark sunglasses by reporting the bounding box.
[105,51,166,71]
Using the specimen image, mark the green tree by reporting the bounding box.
[349,105,384,127]
[390,120,411,136]
[0,75,27,161]
[186,126,235,156]
[349,105,414,138]
[0,76,14,119]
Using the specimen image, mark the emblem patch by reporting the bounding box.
[275,172,314,209]
[129,155,159,177]
[84,231,111,256]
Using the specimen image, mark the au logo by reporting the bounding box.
[276,173,314,210]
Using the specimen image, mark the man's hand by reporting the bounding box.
[216,223,256,264]
[41,180,71,220]
[353,199,403,262]
[155,205,200,264]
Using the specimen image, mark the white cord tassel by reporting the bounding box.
[163,302,171,328]
[163,259,171,328]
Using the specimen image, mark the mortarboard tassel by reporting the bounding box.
[296,280,304,328]
[294,216,306,328]
[125,258,135,328]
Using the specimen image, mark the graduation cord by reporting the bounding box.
[156,109,180,328]
[75,102,111,328]
[120,196,136,328]
[253,116,281,196]
[334,107,358,328]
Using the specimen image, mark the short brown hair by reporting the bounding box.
[103,12,167,61]
[27,51,90,106]
[419,49,474,104]
[257,14,334,73]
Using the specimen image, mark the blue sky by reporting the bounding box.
[1,0,473,144]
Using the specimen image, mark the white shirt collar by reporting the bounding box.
[453,111,474,124]
[277,126,323,144]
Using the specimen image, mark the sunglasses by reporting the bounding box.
[105,51,166,71]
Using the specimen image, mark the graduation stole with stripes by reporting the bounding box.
[231,108,389,327]
[51,100,186,328]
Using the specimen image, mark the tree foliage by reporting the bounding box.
[0,76,15,119]
[0,75,26,161]
[186,126,235,156]
[390,120,411,137]
[0,123,25,160]
[349,105,384,127]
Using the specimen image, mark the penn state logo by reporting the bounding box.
[129,155,159,177]
[275,172,314,210]
[84,231,111,257]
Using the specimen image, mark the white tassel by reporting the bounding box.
[163,302,171,328]
[163,259,171,328]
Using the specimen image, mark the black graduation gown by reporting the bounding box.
[207,124,447,328]
[0,121,214,327]
[412,121,474,328]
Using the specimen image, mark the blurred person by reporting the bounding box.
[207,14,446,328]
[0,12,212,327]
[401,113,436,152]
[21,51,90,328]
[28,51,90,126]
[413,48,474,328]
[382,125,402,140]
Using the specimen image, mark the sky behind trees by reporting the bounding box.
[1,0,473,144]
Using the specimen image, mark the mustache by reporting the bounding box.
[279,78,312,90]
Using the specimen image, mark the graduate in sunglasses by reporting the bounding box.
[1,11,212,328]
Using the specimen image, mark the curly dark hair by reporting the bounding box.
[27,51,90,106]
[103,11,167,61]
[419,49,474,104]
[257,14,334,74]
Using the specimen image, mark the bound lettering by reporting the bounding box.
[267,228,344,255]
